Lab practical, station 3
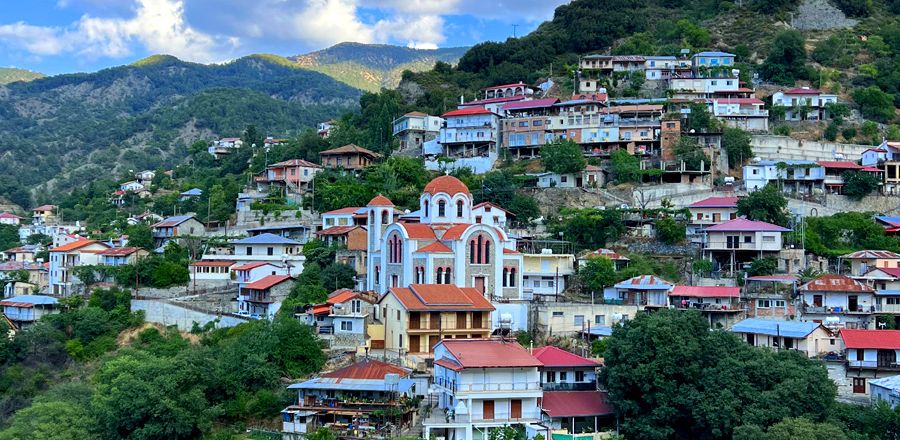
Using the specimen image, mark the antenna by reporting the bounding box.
[512,24,519,38]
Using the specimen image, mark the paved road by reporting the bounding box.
[132,299,245,331]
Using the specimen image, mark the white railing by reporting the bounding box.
[849,360,878,368]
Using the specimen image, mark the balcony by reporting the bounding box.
[848,360,900,370]
[542,382,597,392]
[673,303,743,312]
[802,305,874,314]
[435,379,541,394]
[423,410,540,427]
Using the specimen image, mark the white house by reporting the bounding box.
[870,376,900,408]
[771,87,839,121]
[702,218,790,276]
[392,111,443,150]
[731,318,837,357]
[302,289,375,349]
[48,239,111,296]
[189,261,236,283]
[531,165,604,189]
[610,275,673,308]
[228,233,304,266]
[426,339,546,440]
[742,160,825,195]
[841,329,900,394]
[800,275,875,329]
[238,274,294,320]
[711,98,769,132]
[0,213,22,226]
[687,196,738,244]
[427,107,500,174]
[321,207,366,228]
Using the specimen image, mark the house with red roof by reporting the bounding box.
[319,144,380,171]
[540,389,615,434]
[669,285,743,328]
[301,289,378,349]
[429,107,501,174]
[800,274,875,328]
[612,275,673,308]
[577,248,630,271]
[771,87,839,121]
[0,213,22,226]
[841,250,900,277]
[532,346,600,391]
[819,160,882,194]
[48,239,111,296]
[426,339,545,440]
[701,218,790,276]
[238,274,294,319]
[840,329,900,394]
[321,206,367,228]
[376,284,495,356]
[31,205,56,226]
[283,359,416,436]
[254,158,321,195]
[97,247,148,267]
[232,261,289,292]
[687,196,739,243]
[391,111,443,151]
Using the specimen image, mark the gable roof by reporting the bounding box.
[381,284,494,312]
[440,223,473,241]
[800,274,873,292]
[320,144,381,158]
[841,250,900,260]
[731,319,822,338]
[0,213,21,219]
[97,247,142,257]
[323,206,364,215]
[783,87,822,95]
[244,275,293,291]
[689,196,739,208]
[416,241,453,253]
[532,346,599,368]
[0,295,59,308]
[232,262,279,271]
[704,218,790,232]
[443,107,494,117]
[316,225,364,236]
[437,339,541,369]
[671,285,740,298]
[232,233,300,245]
[541,391,614,418]
[326,288,361,305]
[49,239,109,253]
[321,359,410,379]
[152,215,196,228]
[841,329,900,350]
[270,159,321,168]
[472,201,514,217]
[32,204,56,212]
[614,275,673,290]
[399,223,438,240]
[817,161,865,170]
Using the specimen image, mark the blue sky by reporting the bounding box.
[0,0,570,75]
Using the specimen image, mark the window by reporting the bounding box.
[438,200,446,217]
[424,200,429,218]
[246,247,253,255]
[436,267,444,284]
[552,311,564,317]
[457,200,464,217]
[595,315,605,325]
[444,267,452,284]
[533,120,543,127]
[546,371,556,382]
[744,236,752,243]
[502,268,508,287]
[267,247,274,256]
[561,175,568,183]
[397,310,400,320]
[340,321,353,331]
[518,121,529,127]
[574,315,584,326]
[763,236,775,243]
[560,372,568,381]
[710,80,718,86]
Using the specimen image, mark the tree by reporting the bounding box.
[804,212,900,258]
[852,86,895,122]
[124,223,154,251]
[578,257,617,295]
[737,184,790,226]
[842,171,881,200]
[735,418,847,440]
[673,137,710,171]
[0,400,95,440]
[551,209,625,252]
[823,122,839,141]
[761,31,808,85]
[320,263,357,291]
[722,128,753,169]
[541,140,586,175]
[841,127,857,141]
[686,102,714,132]
[0,224,20,252]
[747,257,778,276]
[655,217,686,245]
[610,150,642,183]
[602,310,836,439]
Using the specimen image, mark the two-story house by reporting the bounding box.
[687,196,738,244]
[711,97,768,132]
[522,251,575,299]
[771,87,839,121]
[742,160,825,195]
[531,346,612,433]
[800,274,875,329]
[97,247,148,267]
[819,161,882,195]
[610,275,673,309]
[841,329,900,395]
[319,144,380,171]
[702,218,790,276]
[375,284,495,357]
[731,319,837,357]
[669,285,743,328]
[302,289,376,349]
[533,346,599,391]
[151,215,206,248]
[283,359,415,438]
[841,250,900,277]
[214,233,304,267]
[430,107,501,174]
[32,205,56,225]
[501,98,559,158]
[0,295,59,329]
[316,226,367,289]
[49,239,111,296]
[254,159,321,195]
[426,339,545,440]
[392,111,443,151]
[742,274,798,319]
[238,274,294,320]
[321,206,367,228]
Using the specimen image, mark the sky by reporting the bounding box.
[0,0,571,75]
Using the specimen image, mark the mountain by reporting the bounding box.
[291,42,469,92]
[0,67,43,85]
[0,54,359,207]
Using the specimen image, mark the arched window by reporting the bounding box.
[456,200,464,217]
[484,241,491,264]
[469,240,476,264]
[476,235,483,264]
[436,267,444,284]
[502,268,509,287]
[397,240,402,263]
[424,200,429,218]
[369,211,374,224]
[510,268,516,287]
[438,200,446,217]
[382,209,389,225]
[444,267,452,284]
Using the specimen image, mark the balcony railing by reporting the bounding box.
[436,380,541,393]
[802,305,874,314]
[542,382,597,391]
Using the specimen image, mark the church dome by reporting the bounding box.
[367,194,394,206]
[423,175,470,196]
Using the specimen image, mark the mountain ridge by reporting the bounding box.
[0,67,44,85]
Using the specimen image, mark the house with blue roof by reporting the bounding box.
[731,318,836,357]
[0,295,59,329]
[742,159,825,195]
[870,375,900,408]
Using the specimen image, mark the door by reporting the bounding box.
[576,177,583,187]
[510,399,522,419]
[813,295,823,307]
[746,334,755,345]
[456,312,467,329]
[713,213,721,222]
[472,312,483,329]
[853,377,866,394]
[409,312,420,330]
[474,276,486,295]
[483,400,495,420]
[408,335,420,353]
[848,295,859,312]
[878,349,897,368]
[428,335,440,353]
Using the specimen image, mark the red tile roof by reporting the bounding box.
[532,346,600,368]
[323,207,363,215]
[320,144,381,158]
[689,196,739,208]
[97,247,141,257]
[817,161,865,170]
[327,288,359,305]
[442,107,494,117]
[404,111,428,117]
[440,223,473,240]
[244,275,293,290]
[367,194,394,207]
[0,213,21,219]
[784,87,822,95]
[671,285,740,298]
[316,225,363,236]
[191,260,236,267]
[842,250,900,260]
[416,242,452,253]
[311,304,331,315]
[270,159,321,168]
[541,391,614,418]
[32,205,55,212]
[841,329,900,350]
[424,175,470,196]
[800,274,873,292]
[704,218,790,232]
[49,239,107,253]
[232,262,276,271]
[400,223,438,240]
[438,339,541,369]
[503,248,521,254]
[382,284,494,312]
[321,359,410,379]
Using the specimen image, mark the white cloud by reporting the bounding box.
[0,22,70,56]
[287,0,375,47]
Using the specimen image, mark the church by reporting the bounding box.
[365,175,525,301]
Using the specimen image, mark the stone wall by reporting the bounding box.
[750,135,872,162]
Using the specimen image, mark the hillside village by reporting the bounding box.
[3,0,900,438]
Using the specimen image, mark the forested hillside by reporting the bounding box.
[0,68,43,85]
[0,54,359,208]
[291,42,468,92]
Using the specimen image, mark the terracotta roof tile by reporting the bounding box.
[532,346,599,368]
[800,274,873,292]
[382,284,494,312]
[321,359,410,379]
[49,239,107,253]
[244,275,293,290]
[323,207,363,215]
[437,339,541,369]
[541,391,614,418]
[842,329,900,350]
[400,223,438,240]
[689,196,739,208]
[416,242,452,253]
[440,224,472,240]
[367,194,394,207]
[424,175,470,196]
[320,144,381,158]
[97,247,141,256]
